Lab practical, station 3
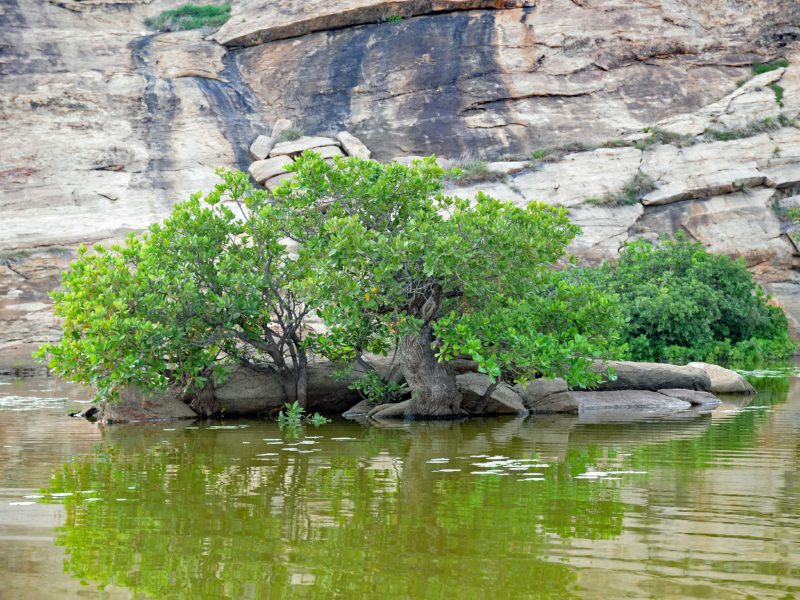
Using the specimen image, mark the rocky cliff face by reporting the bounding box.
[1,0,799,370]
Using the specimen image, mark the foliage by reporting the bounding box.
[585,171,656,206]
[385,15,404,23]
[771,84,785,108]
[274,128,304,143]
[634,128,695,150]
[787,207,800,222]
[35,170,309,405]
[586,235,796,368]
[349,370,407,404]
[703,117,783,142]
[448,160,507,185]
[143,3,230,32]
[278,401,331,434]
[752,59,789,75]
[274,153,623,391]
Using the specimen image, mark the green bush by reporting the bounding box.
[752,59,789,75]
[448,160,507,185]
[144,3,231,32]
[275,128,304,143]
[586,235,796,368]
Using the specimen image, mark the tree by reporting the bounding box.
[276,154,623,418]
[586,235,796,367]
[35,170,310,414]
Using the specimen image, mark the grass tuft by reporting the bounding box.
[770,84,785,108]
[275,128,304,143]
[144,3,231,33]
[752,59,789,76]
[586,171,656,207]
[703,117,783,142]
[448,160,507,185]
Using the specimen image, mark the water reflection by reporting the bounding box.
[32,378,799,599]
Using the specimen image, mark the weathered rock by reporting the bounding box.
[314,145,345,160]
[98,387,198,424]
[457,372,528,416]
[764,164,800,188]
[368,399,410,419]
[250,135,276,160]
[215,0,531,47]
[248,155,294,184]
[336,131,371,159]
[686,362,757,394]
[593,361,712,392]
[658,388,722,407]
[530,390,692,414]
[514,378,568,411]
[271,119,294,138]
[269,136,339,157]
[642,166,766,206]
[776,195,800,212]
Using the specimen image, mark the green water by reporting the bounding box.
[1,377,799,599]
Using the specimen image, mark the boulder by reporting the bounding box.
[248,155,293,184]
[658,388,722,407]
[98,387,198,424]
[457,372,528,416]
[249,135,276,160]
[686,362,756,394]
[271,118,294,138]
[269,136,339,157]
[336,131,371,159]
[529,390,691,414]
[514,378,568,411]
[314,145,345,159]
[593,360,712,392]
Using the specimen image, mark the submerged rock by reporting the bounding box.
[98,387,198,424]
[594,360,712,392]
[529,390,692,415]
[368,400,410,419]
[686,362,756,394]
[514,378,568,411]
[658,388,722,408]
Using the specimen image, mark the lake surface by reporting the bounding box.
[1,375,799,599]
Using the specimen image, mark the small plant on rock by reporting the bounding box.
[448,160,506,185]
[275,128,304,143]
[144,3,231,32]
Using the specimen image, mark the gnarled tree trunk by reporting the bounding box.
[401,322,462,418]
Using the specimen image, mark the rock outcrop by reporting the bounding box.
[686,362,757,394]
[3,0,800,370]
[593,361,712,392]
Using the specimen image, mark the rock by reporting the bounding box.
[764,164,800,188]
[514,378,568,411]
[264,172,295,191]
[249,135,276,160]
[314,145,345,160]
[271,119,294,138]
[269,136,339,158]
[641,166,766,206]
[686,362,756,394]
[214,362,367,415]
[248,155,294,184]
[457,372,529,416]
[486,161,529,175]
[70,405,99,420]
[342,399,380,419]
[336,131,371,159]
[593,361,712,392]
[368,399,410,419]
[777,195,800,212]
[215,0,531,47]
[98,387,198,424]
[529,390,692,414]
[658,388,722,407]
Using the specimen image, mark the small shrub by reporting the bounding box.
[275,128,304,143]
[752,59,789,75]
[278,401,330,432]
[385,15,404,23]
[635,128,695,150]
[144,3,231,32]
[349,370,407,404]
[788,207,800,223]
[704,117,781,142]
[585,234,796,368]
[586,171,656,206]
[448,160,507,185]
[770,84,785,107]
[531,142,593,164]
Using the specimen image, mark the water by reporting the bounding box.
[1,377,799,599]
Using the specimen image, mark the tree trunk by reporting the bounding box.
[280,348,308,409]
[401,323,462,419]
[188,379,220,418]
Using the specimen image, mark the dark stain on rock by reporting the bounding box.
[195,51,267,170]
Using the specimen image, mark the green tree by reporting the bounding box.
[587,235,796,367]
[35,170,310,413]
[275,154,622,418]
